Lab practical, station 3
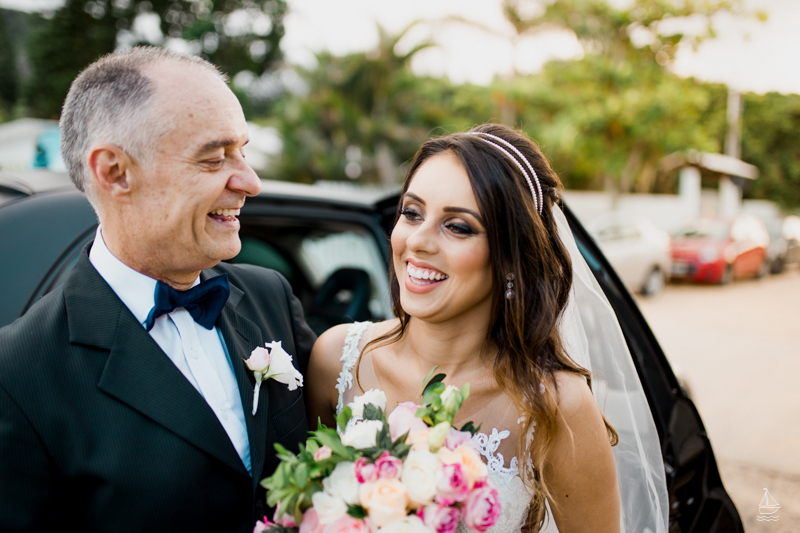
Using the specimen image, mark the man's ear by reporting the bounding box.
[87,144,135,200]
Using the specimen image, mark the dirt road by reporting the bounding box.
[633,267,800,530]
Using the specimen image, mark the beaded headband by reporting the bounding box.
[464,131,543,214]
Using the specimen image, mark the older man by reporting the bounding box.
[0,47,315,532]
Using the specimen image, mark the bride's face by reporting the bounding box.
[392,152,494,323]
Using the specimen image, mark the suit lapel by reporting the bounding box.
[211,275,271,492]
[65,248,248,477]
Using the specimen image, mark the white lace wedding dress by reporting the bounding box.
[335,322,559,533]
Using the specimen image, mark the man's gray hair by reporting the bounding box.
[60,46,227,205]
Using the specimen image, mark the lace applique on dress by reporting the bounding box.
[455,430,535,533]
[335,321,371,415]
[472,429,520,485]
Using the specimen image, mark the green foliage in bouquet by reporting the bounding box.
[261,405,412,523]
[415,367,480,436]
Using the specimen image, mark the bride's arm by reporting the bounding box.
[305,324,351,430]
[544,371,621,533]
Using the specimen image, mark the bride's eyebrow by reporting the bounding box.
[403,192,484,224]
[444,206,483,224]
[402,192,425,205]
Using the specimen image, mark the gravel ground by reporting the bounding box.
[633,266,800,530]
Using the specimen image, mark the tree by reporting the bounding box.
[0,10,19,119]
[449,0,754,195]
[741,92,800,210]
[23,0,287,119]
[270,23,445,186]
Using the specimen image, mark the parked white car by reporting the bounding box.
[587,211,672,296]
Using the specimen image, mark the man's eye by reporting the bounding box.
[203,159,225,168]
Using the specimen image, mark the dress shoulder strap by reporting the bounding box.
[335,321,371,415]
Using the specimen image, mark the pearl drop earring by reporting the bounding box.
[505,273,515,300]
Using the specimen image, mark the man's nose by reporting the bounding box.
[229,158,262,197]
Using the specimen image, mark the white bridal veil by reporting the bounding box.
[553,205,669,533]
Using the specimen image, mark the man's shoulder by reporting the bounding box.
[0,286,69,367]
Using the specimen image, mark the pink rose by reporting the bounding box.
[419,504,461,533]
[434,463,469,505]
[253,517,272,533]
[322,515,372,533]
[463,484,502,532]
[444,428,474,451]
[299,508,324,533]
[387,402,427,441]
[355,457,378,483]
[314,445,332,461]
[375,451,403,480]
[273,508,297,527]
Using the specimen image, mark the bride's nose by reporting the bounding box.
[405,220,439,255]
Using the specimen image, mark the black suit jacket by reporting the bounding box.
[0,244,316,532]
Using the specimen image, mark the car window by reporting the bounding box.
[233,218,392,335]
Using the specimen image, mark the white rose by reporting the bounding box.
[323,461,359,504]
[311,490,348,525]
[379,515,433,533]
[262,341,304,391]
[349,389,387,418]
[341,420,383,449]
[400,449,439,505]
[440,385,459,409]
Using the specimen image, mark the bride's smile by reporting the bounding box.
[391,151,493,324]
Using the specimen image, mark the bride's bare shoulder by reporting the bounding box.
[549,370,598,419]
[310,319,400,373]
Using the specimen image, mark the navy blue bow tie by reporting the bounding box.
[144,274,230,331]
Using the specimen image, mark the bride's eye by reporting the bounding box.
[400,207,422,221]
[446,222,477,235]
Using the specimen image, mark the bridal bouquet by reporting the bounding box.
[256,371,501,533]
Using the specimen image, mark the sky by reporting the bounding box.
[2,0,799,95]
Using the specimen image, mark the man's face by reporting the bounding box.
[124,61,261,280]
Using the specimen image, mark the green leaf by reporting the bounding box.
[362,403,384,421]
[314,428,355,459]
[422,372,446,397]
[336,406,352,432]
[421,366,439,392]
[347,504,368,519]
[460,421,482,435]
[294,462,310,488]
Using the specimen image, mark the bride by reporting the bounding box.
[306,124,668,533]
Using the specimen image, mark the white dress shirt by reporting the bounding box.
[89,227,252,474]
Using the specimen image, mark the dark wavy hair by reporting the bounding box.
[359,123,617,530]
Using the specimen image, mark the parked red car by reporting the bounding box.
[670,214,770,284]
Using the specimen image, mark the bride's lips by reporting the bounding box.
[404,260,449,294]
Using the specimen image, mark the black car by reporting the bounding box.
[0,170,743,533]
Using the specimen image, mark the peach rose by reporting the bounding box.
[358,477,409,528]
[322,515,373,533]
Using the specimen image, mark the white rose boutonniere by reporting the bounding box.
[244,340,303,415]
